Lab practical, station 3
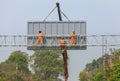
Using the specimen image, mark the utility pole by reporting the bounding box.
[56,2,68,81]
[56,2,62,21]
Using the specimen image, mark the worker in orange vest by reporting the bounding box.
[70,31,76,45]
[60,38,66,50]
[36,31,44,45]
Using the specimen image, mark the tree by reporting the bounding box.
[0,62,17,81]
[0,51,32,81]
[6,51,30,74]
[110,61,120,81]
[30,50,63,81]
[91,72,107,81]
[0,71,6,81]
[79,48,120,81]
[79,70,89,81]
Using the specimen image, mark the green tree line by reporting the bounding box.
[0,50,64,81]
[79,48,120,81]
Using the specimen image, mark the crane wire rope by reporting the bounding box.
[43,5,71,22]
[60,11,71,22]
[43,6,57,22]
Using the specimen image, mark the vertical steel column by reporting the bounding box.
[45,22,46,34]
[56,2,62,21]
[4,36,6,45]
[62,23,64,35]
[51,23,52,35]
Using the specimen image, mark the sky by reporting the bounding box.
[0,0,120,81]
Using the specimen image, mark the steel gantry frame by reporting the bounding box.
[1,34,120,81]
[0,34,120,47]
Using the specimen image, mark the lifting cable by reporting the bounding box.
[60,11,71,22]
[43,6,57,22]
[43,6,71,22]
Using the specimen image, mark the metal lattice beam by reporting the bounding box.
[0,34,120,47]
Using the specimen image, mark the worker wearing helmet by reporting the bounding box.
[60,38,66,50]
[36,31,44,45]
[70,31,76,45]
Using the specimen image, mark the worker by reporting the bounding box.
[70,31,76,45]
[36,31,44,45]
[60,38,66,50]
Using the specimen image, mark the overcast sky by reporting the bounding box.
[0,0,120,81]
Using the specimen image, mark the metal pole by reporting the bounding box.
[56,2,68,81]
[56,2,62,21]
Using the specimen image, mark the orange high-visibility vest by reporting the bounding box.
[38,32,44,41]
[60,39,66,45]
[36,32,44,45]
[70,32,76,44]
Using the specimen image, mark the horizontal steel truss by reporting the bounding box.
[0,34,120,47]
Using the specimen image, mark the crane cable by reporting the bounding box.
[43,6,71,22]
[60,11,71,22]
[43,6,57,22]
